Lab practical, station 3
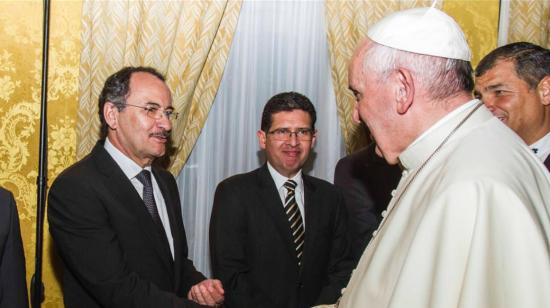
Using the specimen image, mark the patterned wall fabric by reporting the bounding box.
[76,0,242,175]
[0,1,504,306]
[0,1,82,306]
[444,1,499,65]
[326,0,499,154]
[508,0,550,48]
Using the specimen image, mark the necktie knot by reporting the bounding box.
[135,169,161,225]
[136,170,152,187]
[284,179,297,191]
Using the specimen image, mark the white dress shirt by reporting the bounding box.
[104,138,174,259]
[530,130,550,163]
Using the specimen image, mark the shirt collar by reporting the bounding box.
[530,130,550,162]
[267,162,303,191]
[399,99,481,171]
[104,137,151,179]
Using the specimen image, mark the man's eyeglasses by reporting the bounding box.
[125,103,179,120]
[267,128,315,141]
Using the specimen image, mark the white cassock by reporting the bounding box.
[319,99,550,308]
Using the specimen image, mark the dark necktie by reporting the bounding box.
[284,180,305,266]
[136,170,161,225]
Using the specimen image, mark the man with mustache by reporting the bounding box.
[210,92,352,308]
[48,67,224,308]
[475,42,550,169]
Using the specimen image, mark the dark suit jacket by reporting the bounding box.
[209,164,352,308]
[48,142,205,308]
[333,143,402,265]
[0,187,29,308]
[544,156,550,171]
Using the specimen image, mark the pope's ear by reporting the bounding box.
[395,68,414,114]
[103,102,119,129]
[538,76,550,106]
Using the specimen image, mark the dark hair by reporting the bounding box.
[260,92,317,132]
[475,42,550,89]
[98,66,165,139]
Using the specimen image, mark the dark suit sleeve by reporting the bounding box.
[209,180,270,308]
[314,188,353,305]
[0,189,29,308]
[48,174,203,308]
[334,154,378,264]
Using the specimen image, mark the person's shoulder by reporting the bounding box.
[304,174,339,192]
[54,151,98,181]
[444,120,547,187]
[152,166,175,181]
[336,146,370,165]
[0,186,12,200]
[50,148,106,193]
[0,187,16,226]
[217,168,260,188]
[0,187,15,216]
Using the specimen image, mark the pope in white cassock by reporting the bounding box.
[317,6,550,308]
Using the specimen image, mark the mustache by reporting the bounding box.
[149,130,170,138]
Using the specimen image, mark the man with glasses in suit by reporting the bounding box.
[49,66,224,308]
[210,91,352,308]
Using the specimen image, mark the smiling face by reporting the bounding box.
[257,110,316,178]
[475,59,545,144]
[104,72,173,167]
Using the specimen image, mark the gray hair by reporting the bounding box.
[362,42,474,101]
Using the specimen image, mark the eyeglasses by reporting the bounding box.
[267,128,315,141]
[124,103,179,120]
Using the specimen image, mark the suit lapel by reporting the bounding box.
[257,165,297,260]
[153,168,180,287]
[301,175,319,271]
[92,144,174,275]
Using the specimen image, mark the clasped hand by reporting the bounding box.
[188,279,224,307]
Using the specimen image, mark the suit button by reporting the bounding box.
[391,189,396,197]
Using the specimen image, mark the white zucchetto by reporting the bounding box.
[367,7,471,61]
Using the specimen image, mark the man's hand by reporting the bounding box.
[187,279,224,307]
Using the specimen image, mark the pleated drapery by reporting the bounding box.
[507,0,550,48]
[75,0,242,175]
[325,0,499,154]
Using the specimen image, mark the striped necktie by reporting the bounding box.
[284,179,305,266]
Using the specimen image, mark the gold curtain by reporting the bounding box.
[507,0,550,48]
[76,0,242,175]
[0,1,502,306]
[0,1,82,306]
[325,0,499,154]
